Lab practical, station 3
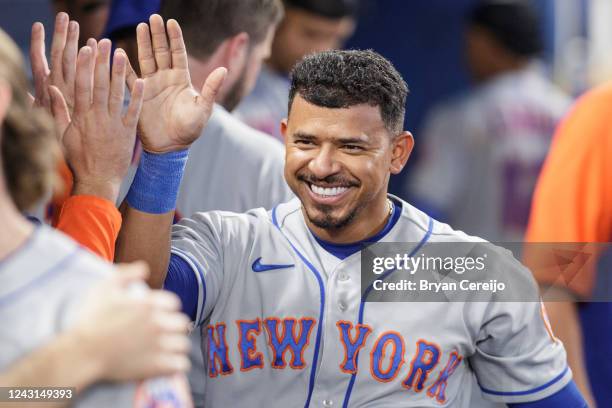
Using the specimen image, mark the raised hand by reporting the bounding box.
[30,12,96,115]
[126,14,226,153]
[49,39,144,203]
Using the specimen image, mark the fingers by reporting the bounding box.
[151,354,191,376]
[123,78,144,129]
[149,14,171,70]
[62,20,79,88]
[48,85,71,137]
[74,46,94,115]
[166,19,188,70]
[50,12,69,85]
[125,57,138,92]
[147,291,182,313]
[158,332,191,354]
[199,67,227,107]
[136,22,156,77]
[86,38,98,93]
[109,48,127,116]
[87,38,98,62]
[93,39,111,109]
[30,22,50,107]
[113,261,150,287]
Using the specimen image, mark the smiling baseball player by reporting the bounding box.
[116,15,586,407]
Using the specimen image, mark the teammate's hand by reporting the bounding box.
[127,14,226,153]
[49,40,145,203]
[30,12,95,116]
[74,262,191,382]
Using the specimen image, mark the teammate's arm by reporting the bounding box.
[524,87,612,407]
[114,15,225,288]
[0,264,190,400]
[30,14,137,261]
[539,292,594,408]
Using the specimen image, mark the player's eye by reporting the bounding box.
[295,139,315,146]
[343,144,364,151]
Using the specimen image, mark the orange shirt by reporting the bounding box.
[525,83,612,297]
[51,161,120,262]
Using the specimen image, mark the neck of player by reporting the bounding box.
[0,190,34,260]
[306,194,392,244]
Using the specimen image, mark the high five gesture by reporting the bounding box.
[127,15,226,153]
[49,40,144,203]
[30,12,96,115]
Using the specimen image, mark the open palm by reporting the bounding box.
[31,13,98,127]
[127,15,226,153]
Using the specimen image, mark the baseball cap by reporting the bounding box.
[103,0,160,40]
[468,0,543,57]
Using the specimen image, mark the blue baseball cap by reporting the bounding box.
[103,0,160,40]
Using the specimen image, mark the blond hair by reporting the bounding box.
[0,28,59,211]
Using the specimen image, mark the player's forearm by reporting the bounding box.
[543,291,596,407]
[116,206,174,288]
[0,329,102,393]
[115,150,188,288]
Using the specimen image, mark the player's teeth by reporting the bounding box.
[311,185,348,196]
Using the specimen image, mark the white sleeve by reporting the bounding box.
[469,294,570,403]
[171,212,226,327]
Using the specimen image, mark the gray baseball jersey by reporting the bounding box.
[176,103,293,406]
[408,63,570,242]
[0,226,190,407]
[170,196,570,407]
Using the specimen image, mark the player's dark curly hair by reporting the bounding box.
[288,49,408,134]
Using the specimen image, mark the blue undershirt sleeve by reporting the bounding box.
[164,253,199,322]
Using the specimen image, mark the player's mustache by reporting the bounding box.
[297,172,360,187]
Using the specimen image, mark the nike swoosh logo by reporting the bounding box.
[252,257,294,272]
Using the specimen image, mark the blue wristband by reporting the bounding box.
[126,149,188,214]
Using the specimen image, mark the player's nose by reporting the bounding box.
[308,144,341,179]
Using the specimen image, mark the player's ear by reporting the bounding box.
[280,118,288,144]
[389,131,413,175]
[221,32,249,75]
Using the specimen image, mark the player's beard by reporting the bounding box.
[297,172,363,230]
[224,63,249,112]
[305,202,362,230]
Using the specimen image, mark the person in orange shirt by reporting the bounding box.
[525,83,612,407]
[29,12,128,261]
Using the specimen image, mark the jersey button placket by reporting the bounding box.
[323,399,333,407]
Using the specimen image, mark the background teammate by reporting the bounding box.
[236,0,358,141]
[407,0,570,242]
[157,0,292,218]
[525,82,612,407]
